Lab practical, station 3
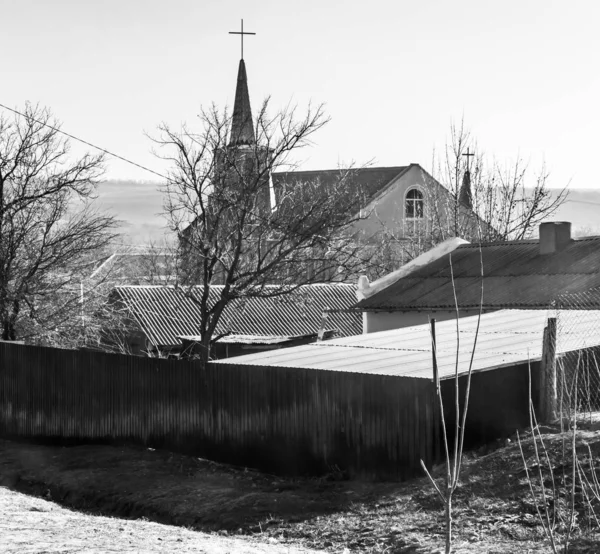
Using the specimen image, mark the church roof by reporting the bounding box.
[229,59,255,146]
[272,165,410,207]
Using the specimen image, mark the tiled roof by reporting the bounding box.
[272,166,409,208]
[112,284,362,348]
[357,237,600,311]
[216,309,600,379]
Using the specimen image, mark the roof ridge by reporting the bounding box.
[273,165,407,176]
[457,235,600,249]
[459,240,539,247]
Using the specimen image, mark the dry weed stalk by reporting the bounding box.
[518,341,600,552]
[419,244,483,554]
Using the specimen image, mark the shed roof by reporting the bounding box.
[215,309,600,380]
[112,284,362,348]
[357,237,600,311]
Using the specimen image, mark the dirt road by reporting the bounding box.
[0,486,323,554]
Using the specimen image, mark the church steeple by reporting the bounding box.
[229,59,255,147]
[459,148,475,209]
[459,168,473,209]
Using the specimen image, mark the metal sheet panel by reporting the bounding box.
[216,309,600,379]
[358,238,600,310]
[114,284,362,347]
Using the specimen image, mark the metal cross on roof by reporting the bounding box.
[229,19,256,60]
[462,147,475,172]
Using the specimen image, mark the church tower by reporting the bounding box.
[212,27,272,215]
[180,22,274,286]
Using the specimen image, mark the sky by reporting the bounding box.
[2,0,599,193]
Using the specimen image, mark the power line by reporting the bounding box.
[0,102,169,181]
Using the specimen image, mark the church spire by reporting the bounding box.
[228,20,256,147]
[229,59,255,147]
[459,168,473,209]
[459,148,475,209]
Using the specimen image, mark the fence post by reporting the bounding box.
[540,317,557,423]
[430,318,440,463]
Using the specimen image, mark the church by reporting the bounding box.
[199,28,483,282]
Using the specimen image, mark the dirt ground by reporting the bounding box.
[1,429,600,554]
[0,486,322,553]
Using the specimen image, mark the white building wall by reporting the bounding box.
[364,309,484,333]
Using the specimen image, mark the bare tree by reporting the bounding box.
[346,120,568,283]
[0,103,118,342]
[429,119,569,243]
[153,100,368,362]
[27,258,137,353]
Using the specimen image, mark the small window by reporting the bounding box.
[405,188,424,219]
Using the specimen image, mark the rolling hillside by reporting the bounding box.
[95,180,169,243]
[93,180,600,244]
[552,188,600,236]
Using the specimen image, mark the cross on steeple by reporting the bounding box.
[229,19,256,60]
[463,147,475,173]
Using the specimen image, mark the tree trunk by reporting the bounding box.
[2,319,16,341]
[445,492,452,554]
[198,335,211,365]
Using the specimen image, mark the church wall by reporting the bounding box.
[351,165,454,242]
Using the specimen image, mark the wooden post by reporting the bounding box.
[431,319,441,463]
[540,317,557,422]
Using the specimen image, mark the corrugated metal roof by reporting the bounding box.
[357,238,600,311]
[112,284,362,348]
[215,309,600,380]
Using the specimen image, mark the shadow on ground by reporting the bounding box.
[0,439,374,532]
[2,435,600,553]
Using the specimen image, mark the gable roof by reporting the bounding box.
[112,284,362,348]
[271,165,410,208]
[356,236,600,311]
[215,309,600,379]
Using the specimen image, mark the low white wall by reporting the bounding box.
[364,309,483,333]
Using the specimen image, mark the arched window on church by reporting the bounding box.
[405,188,424,219]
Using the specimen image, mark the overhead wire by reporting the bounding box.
[0,102,169,181]
[2,102,599,205]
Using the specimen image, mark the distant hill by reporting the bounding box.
[95,180,169,243]
[93,179,600,245]
[551,188,600,236]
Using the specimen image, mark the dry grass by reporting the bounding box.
[1,429,600,553]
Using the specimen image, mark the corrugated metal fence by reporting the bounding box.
[0,341,436,480]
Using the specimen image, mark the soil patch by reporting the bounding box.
[1,429,600,553]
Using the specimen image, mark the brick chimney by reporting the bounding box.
[539,222,572,254]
